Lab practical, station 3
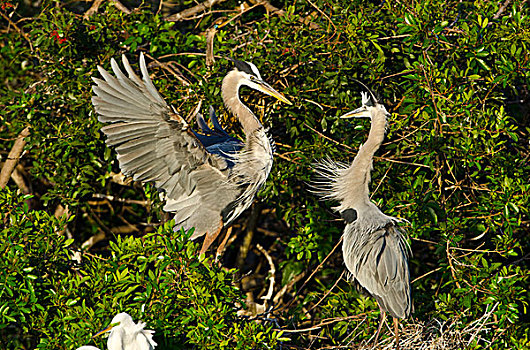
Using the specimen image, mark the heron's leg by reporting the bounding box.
[374,309,386,344]
[200,223,223,255]
[215,226,233,262]
[393,317,400,350]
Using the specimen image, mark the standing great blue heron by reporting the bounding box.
[77,312,157,350]
[313,88,412,346]
[92,53,291,254]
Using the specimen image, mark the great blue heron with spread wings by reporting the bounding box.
[313,87,412,347]
[91,53,291,254]
[77,312,156,350]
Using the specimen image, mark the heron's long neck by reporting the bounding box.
[343,111,387,206]
[222,71,262,135]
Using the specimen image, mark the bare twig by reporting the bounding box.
[187,100,203,123]
[307,269,346,313]
[304,122,354,151]
[272,271,305,304]
[288,236,343,306]
[306,0,335,32]
[91,193,150,206]
[256,244,276,304]
[112,0,131,14]
[493,0,513,19]
[81,231,107,250]
[217,3,261,29]
[83,0,104,19]
[0,127,30,189]
[276,314,367,334]
[10,166,30,194]
[0,10,34,52]
[206,27,217,67]
[144,53,191,86]
[83,0,131,19]
[165,0,228,22]
[249,0,285,16]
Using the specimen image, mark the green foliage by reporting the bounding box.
[0,188,281,349]
[1,0,528,349]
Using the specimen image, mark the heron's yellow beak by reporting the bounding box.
[340,107,369,119]
[92,322,120,338]
[255,80,292,105]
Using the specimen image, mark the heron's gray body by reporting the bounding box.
[343,210,411,318]
[91,54,282,241]
[313,91,412,320]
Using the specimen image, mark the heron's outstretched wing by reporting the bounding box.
[348,224,412,319]
[92,53,240,238]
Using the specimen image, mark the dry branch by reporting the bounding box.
[256,244,276,302]
[249,0,285,16]
[82,231,107,250]
[165,0,229,22]
[0,126,30,189]
[206,27,217,67]
[493,0,513,19]
[11,166,30,194]
[144,53,191,86]
[91,193,150,206]
[83,0,131,19]
[0,9,34,52]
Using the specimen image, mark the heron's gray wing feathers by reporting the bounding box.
[345,223,412,319]
[92,53,240,239]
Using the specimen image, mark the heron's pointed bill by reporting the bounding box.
[340,107,370,119]
[254,80,292,105]
[92,322,120,338]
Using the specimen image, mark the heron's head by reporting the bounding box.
[340,91,389,119]
[92,312,133,337]
[231,59,292,105]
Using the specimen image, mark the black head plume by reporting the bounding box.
[228,58,255,76]
[352,79,379,106]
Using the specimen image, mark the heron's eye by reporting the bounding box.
[340,208,358,224]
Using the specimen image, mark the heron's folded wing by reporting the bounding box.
[92,54,237,237]
[354,225,412,319]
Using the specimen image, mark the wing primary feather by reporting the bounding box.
[93,77,147,107]
[196,112,212,133]
[121,54,144,86]
[210,106,228,135]
[110,58,155,103]
[139,53,167,106]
